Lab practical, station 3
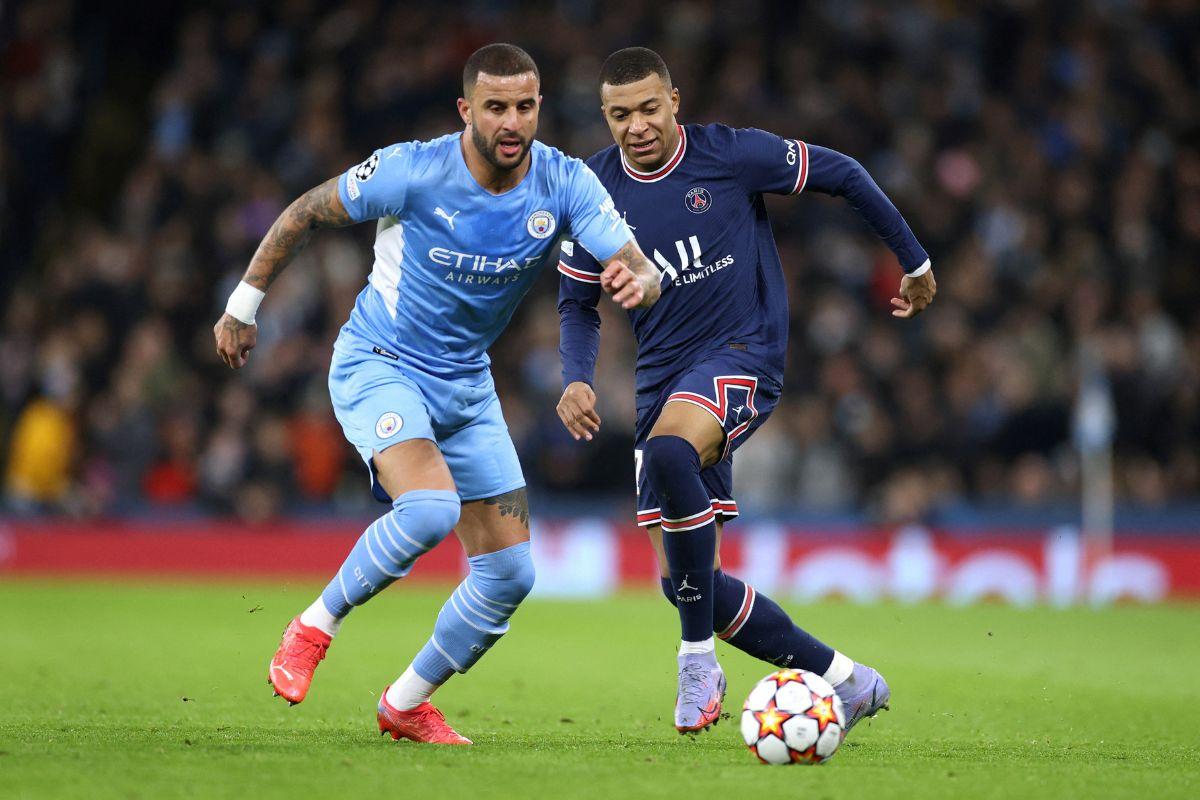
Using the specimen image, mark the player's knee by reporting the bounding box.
[504,552,536,604]
[393,489,461,550]
[469,541,535,606]
[643,435,701,487]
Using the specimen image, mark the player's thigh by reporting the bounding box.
[646,521,724,578]
[647,346,780,468]
[456,488,530,557]
[438,391,528,556]
[648,400,726,468]
[328,346,453,500]
[373,439,455,498]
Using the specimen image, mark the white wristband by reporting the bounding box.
[907,259,932,278]
[225,281,266,325]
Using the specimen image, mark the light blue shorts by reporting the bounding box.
[328,337,526,504]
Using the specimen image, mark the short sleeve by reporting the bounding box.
[337,144,412,223]
[563,162,632,263]
[557,238,603,284]
[734,127,809,196]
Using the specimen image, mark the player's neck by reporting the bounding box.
[460,131,531,195]
[637,122,682,173]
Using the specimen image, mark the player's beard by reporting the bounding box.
[471,125,530,172]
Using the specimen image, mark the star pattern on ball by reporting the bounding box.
[770,669,806,688]
[753,699,792,739]
[790,746,821,764]
[806,694,838,730]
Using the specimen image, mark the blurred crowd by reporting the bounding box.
[3,0,1199,521]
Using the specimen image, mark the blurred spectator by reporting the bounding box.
[5,394,77,510]
[288,381,347,501]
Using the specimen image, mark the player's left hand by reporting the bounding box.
[557,381,601,441]
[600,261,659,310]
[891,269,936,319]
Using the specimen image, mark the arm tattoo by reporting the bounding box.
[242,177,353,291]
[604,240,660,283]
[602,240,662,306]
[483,488,530,527]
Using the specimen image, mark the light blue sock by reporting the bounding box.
[319,489,461,619]
[412,541,535,684]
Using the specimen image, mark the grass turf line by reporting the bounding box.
[1,579,1197,799]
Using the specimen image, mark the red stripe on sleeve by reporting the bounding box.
[791,140,809,194]
[558,261,602,283]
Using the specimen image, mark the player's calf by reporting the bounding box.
[643,435,719,645]
[712,570,837,671]
[383,540,535,711]
[644,435,726,731]
[269,489,460,705]
[317,489,462,621]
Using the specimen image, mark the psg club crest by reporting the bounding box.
[375,412,403,438]
[685,187,712,214]
[526,210,556,239]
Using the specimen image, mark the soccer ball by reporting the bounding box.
[741,669,846,765]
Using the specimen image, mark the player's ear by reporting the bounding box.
[670,87,680,114]
[457,97,471,126]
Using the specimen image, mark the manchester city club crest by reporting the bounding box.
[685,187,712,214]
[375,411,403,438]
[526,209,556,239]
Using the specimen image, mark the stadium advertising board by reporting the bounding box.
[2,520,1196,606]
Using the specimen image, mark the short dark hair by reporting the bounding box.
[463,43,539,95]
[599,47,671,88]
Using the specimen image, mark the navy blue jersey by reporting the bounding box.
[558,123,929,400]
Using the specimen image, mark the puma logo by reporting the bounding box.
[434,207,460,230]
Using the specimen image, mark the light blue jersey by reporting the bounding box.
[328,132,632,503]
[336,132,632,378]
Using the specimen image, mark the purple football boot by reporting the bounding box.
[675,652,726,734]
[836,663,891,730]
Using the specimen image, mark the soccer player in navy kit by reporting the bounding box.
[557,48,936,733]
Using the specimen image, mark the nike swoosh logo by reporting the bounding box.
[270,661,294,681]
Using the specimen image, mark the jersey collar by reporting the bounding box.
[620,125,686,183]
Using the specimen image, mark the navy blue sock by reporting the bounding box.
[713,570,835,672]
[643,435,716,643]
[660,572,836,672]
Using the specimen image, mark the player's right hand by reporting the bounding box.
[557,381,601,441]
[600,260,656,309]
[214,313,258,369]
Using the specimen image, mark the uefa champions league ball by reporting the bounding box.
[741,669,846,765]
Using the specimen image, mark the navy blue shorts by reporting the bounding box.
[634,343,782,528]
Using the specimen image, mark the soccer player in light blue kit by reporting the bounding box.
[213,44,660,745]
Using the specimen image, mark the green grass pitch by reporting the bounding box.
[2,579,1198,799]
